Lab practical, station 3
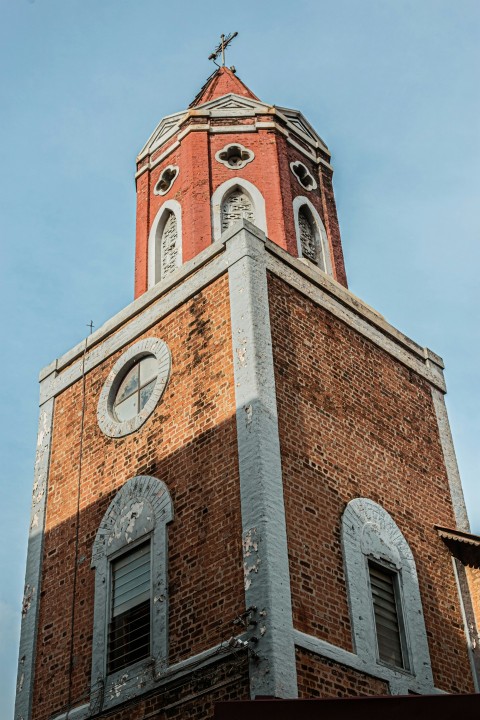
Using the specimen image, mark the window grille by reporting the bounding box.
[160,211,179,278]
[298,207,317,263]
[108,542,151,674]
[369,562,408,669]
[221,190,255,231]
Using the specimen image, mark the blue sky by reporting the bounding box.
[1,0,479,716]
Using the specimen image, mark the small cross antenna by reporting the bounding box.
[87,320,94,335]
[208,32,238,67]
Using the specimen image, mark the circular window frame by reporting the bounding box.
[97,338,171,438]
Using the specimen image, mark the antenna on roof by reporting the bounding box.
[208,32,238,67]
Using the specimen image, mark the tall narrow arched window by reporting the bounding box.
[298,206,320,265]
[148,200,182,288]
[297,205,325,270]
[293,196,332,275]
[221,188,255,232]
[160,211,178,278]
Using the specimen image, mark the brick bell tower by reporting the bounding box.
[16,64,479,720]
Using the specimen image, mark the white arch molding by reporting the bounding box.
[341,498,434,693]
[90,475,174,711]
[293,195,332,275]
[211,177,267,242]
[148,199,183,288]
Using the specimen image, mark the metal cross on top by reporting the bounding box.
[208,32,238,67]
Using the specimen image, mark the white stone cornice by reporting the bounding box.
[137,94,332,167]
[39,221,447,403]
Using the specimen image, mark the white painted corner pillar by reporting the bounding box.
[15,386,56,720]
[427,358,479,689]
[224,219,298,699]
[426,360,470,533]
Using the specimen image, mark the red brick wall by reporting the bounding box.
[32,275,245,719]
[296,648,388,698]
[268,273,474,693]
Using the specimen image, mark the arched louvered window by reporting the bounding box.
[160,210,179,279]
[221,188,255,232]
[91,476,174,711]
[341,498,434,693]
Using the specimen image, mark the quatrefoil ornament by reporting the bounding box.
[215,143,255,170]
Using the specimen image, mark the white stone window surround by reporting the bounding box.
[211,178,267,242]
[90,475,173,712]
[97,338,171,438]
[148,199,183,288]
[293,196,332,275]
[341,498,434,690]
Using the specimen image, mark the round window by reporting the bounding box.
[113,355,158,421]
[97,338,171,438]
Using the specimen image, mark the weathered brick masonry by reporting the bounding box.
[32,276,246,719]
[268,274,475,694]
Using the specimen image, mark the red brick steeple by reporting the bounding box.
[190,67,260,107]
[134,70,347,298]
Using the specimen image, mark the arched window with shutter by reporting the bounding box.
[90,475,173,711]
[341,498,434,693]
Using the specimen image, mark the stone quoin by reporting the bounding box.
[15,65,480,720]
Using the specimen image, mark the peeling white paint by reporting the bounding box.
[243,528,261,591]
[243,529,258,556]
[108,500,145,546]
[109,673,129,699]
[236,345,247,366]
[22,586,34,617]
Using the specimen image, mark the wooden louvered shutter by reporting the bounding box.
[369,562,407,669]
[108,542,151,674]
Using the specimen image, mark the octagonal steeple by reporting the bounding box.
[134,69,347,298]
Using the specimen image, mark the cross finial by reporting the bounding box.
[87,320,94,335]
[208,32,238,67]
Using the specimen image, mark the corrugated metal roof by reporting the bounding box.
[436,525,480,568]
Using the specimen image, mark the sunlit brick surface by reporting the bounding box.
[269,273,475,693]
